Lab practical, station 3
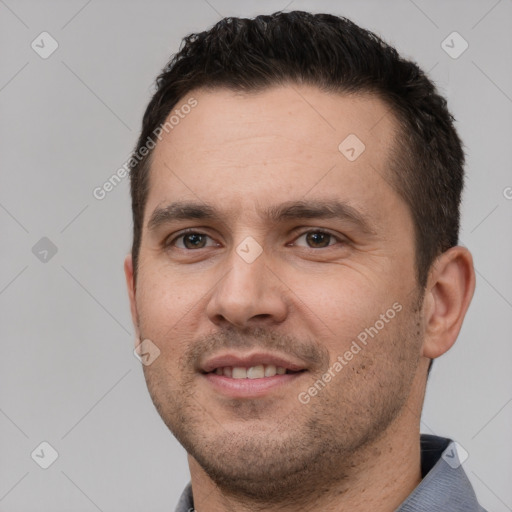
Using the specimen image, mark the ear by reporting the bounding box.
[124,253,141,344]
[421,246,476,359]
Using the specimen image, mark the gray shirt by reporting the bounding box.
[174,435,487,511]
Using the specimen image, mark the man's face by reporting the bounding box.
[126,85,427,500]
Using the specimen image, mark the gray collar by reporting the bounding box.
[396,435,487,511]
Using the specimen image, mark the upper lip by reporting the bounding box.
[200,351,308,373]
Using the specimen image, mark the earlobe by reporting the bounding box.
[421,246,476,359]
[124,253,140,342]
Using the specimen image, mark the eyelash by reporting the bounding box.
[165,228,346,250]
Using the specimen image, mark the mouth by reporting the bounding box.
[206,364,304,379]
[199,352,308,398]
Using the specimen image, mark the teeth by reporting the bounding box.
[232,367,247,379]
[213,365,290,379]
[264,364,277,377]
[247,365,264,379]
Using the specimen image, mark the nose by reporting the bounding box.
[206,245,289,329]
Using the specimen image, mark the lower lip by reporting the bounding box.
[202,372,305,398]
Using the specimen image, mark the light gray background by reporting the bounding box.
[1,0,511,510]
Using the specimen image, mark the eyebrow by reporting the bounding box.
[147,199,377,235]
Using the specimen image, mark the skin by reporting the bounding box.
[125,84,475,512]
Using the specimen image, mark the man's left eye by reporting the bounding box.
[293,230,342,249]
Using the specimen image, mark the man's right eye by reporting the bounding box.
[166,230,218,250]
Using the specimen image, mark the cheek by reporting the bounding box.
[135,266,198,341]
[289,268,397,331]
[287,269,413,379]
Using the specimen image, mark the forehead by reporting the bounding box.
[145,84,404,228]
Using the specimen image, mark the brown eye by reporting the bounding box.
[305,231,332,248]
[182,233,208,249]
[167,231,217,250]
[294,230,340,249]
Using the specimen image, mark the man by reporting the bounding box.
[124,10,486,512]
